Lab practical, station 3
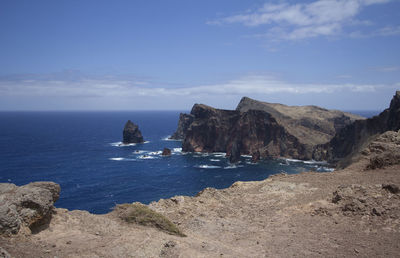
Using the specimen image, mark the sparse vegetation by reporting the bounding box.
[114,203,186,237]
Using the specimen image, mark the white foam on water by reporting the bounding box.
[109,157,125,161]
[285,158,303,163]
[224,165,237,169]
[110,142,136,147]
[195,165,222,169]
[246,161,257,165]
[241,155,252,158]
[132,150,147,154]
[303,160,328,165]
[148,151,162,155]
[162,136,182,141]
[212,152,226,157]
[317,167,335,172]
[172,148,182,153]
[137,155,157,160]
[210,159,220,162]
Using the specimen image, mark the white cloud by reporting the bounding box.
[209,0,394,40]
[375,66,400,72]
[0,74,387,98]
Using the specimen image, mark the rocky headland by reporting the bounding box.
[122,120,144,144]
[173,97,363,163]
[1,92,399,257]
[313,91,400,167]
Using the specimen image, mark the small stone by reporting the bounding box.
[66,240,72,245]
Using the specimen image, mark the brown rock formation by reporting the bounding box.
[122,120,144,144]
[162,148,172,156]
[178,98,362,163]
[170,113,194,140]
[0,182,60,235]
[313,91,400,167]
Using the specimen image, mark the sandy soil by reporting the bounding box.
[1,157,399,257]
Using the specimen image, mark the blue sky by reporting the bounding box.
[0,0,399,111]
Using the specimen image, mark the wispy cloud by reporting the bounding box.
[0,73,390,99]
[374,66,400,72]
[209,0,395,40]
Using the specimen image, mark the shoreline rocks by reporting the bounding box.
[123,120,144,144]
[162,148,172,156]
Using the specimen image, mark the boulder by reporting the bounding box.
[123,120,144,144]
[0,182,60,236]
[162,148,172,156]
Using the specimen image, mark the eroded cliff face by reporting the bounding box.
[181,105,310,163]
[177,97,363,163]
[313,91,400,167]
[169,113,194,140]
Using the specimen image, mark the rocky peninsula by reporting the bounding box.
[1,92,399,257]
[172,97,362,163]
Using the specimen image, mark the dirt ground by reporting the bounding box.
[1,156,399,257]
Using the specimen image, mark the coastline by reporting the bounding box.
[1,151,399,257]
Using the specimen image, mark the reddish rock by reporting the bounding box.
[162,148,172,156]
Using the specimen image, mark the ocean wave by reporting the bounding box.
[109,157,125,161]
[132,150,147,154]
[161,136,182,141]
[148,151,162,155]
[241,155,252,158]
[284,158,328,165]
[224,165,237,169]
[137,155,157,160]
[172,148,182,153]
[212,152,226,157]
[210,159,220,162]
[110,142,136,147]
[317,167,335,172]
[195,165,222,169]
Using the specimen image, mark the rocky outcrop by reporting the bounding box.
[122,120,144,144]
[313,91,400,167]
[182,104,310,163]
[162,148,172,156]
[170,113,194,140]
[0,182,60,235]
[363,130,400,169]
[236,97,363,146]
[176,98,362,163]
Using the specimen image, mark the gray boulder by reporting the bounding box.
[0,182,60,236]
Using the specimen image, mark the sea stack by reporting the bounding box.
[123,120,144,144]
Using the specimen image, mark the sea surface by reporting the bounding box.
[0,110,379,214]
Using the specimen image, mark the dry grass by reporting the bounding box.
[114,203,186,237]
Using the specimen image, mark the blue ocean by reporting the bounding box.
[0,110,379,214]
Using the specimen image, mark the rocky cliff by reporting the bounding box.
[313,91,400,167]
[176,97,363,163]
[122,120,144,144]
[169,113,194,140]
